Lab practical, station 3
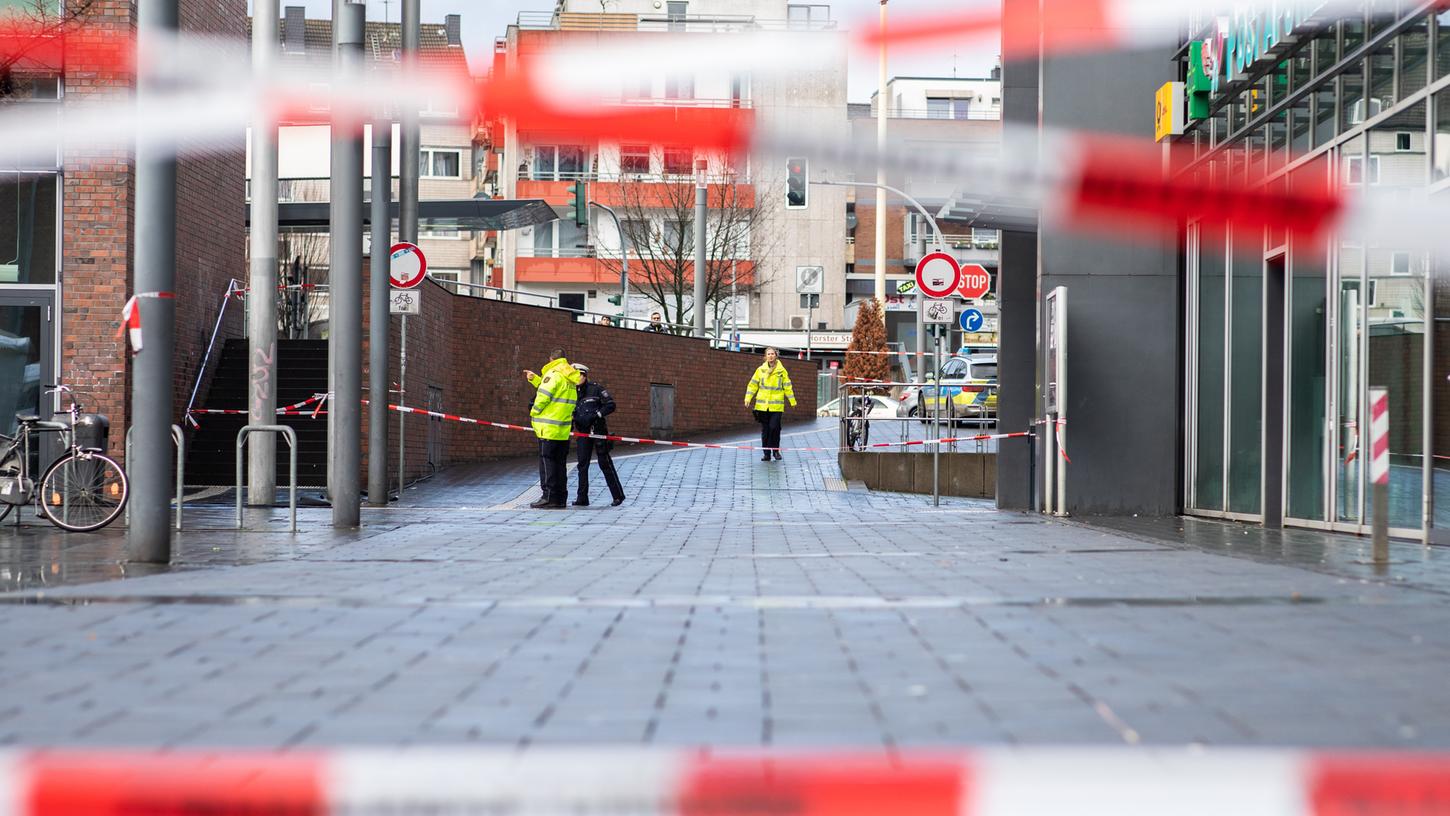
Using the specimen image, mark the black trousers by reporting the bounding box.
[755,410,783,454]
[576,437,624,503]
[537,439,570,503]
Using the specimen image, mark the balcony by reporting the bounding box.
[517,174,756,209]
[514,248,756,285]
[517,10,836,33]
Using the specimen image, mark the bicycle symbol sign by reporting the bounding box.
[389,289,421,315]
[922,298,953,324]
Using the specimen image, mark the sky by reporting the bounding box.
[243,0,997,102]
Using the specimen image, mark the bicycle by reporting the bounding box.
[0,385,129,532]
[845,394,870,452]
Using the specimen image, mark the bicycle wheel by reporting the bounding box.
[39,451,128,532]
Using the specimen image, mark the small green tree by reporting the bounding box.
[842,298,889,393]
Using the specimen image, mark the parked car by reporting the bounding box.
[898,354,997,424]
[818,395,900,418]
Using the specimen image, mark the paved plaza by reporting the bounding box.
[2,418,1450,750]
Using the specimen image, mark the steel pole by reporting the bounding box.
[329,2,364,527]
[399,0,420,244]
[368,116,392,506]
[247,0,279,506]
[873,0,888,322]
[127,0,179,563]
[590,202,628,325]
[693,168,707,337]
[932,328,940,507]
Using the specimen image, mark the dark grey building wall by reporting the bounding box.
[996,0,1040,510]
[1040,46,1181,515]
[996,0,1182,515]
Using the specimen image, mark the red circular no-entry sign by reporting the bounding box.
[389,242,428,289]
[957,264,991,299]
[914,252,961,299]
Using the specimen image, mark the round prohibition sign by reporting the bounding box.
[915,252,961,299]
[389,242,428,289]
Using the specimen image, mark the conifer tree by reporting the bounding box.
[842,299,890,393]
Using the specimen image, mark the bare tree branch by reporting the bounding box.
[596,165,780,335]
[0,0,100,101]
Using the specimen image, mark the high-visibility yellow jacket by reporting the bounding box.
[527,357,583,441]
[744,362,796,412]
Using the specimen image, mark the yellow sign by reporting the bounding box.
[1155,82,1185,142]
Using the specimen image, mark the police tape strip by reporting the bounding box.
[2,747,1448,815]
[378,400,1029,453]
[185,397,327,429]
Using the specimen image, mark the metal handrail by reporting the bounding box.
[184,279,242,430]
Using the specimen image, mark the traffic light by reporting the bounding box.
[568,181,588,227]
[786,157,808,209]
[607,294,622,306]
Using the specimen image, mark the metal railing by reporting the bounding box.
[517,10,836,32]
[867,105,1003,121]
[836,380,1006,507]
[520,170,754,184]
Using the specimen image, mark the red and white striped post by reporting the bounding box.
[1369,387,1389,565]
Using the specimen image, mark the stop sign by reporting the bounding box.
[957,264,991,299]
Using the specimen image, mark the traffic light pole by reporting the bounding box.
[813,179,944,381]
[329,2,364,527]
[589,201,628,325]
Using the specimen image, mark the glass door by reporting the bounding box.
[0,292,54,476]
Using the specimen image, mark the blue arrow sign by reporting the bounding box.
[960,308,985,333]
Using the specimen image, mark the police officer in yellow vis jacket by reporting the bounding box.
[744,347,796,462]
[524,349,582,508]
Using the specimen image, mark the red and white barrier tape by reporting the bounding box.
[380,400,1028,453]
[3,748,1449,815]
[186,394,327,426]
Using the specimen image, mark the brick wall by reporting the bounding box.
[60,0,134,456]
[173,0,247,424]
[359,270,818,482]
[58,0,245,461]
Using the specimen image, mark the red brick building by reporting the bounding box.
[1,0,245,462]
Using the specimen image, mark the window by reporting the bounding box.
[663,219,688,248]
[0,173,57,285]
[419,148,462,179]
[662,147,693,176]
[1391,251,1412,276]
[926,97,971,119]
[786,4,830,29]
[429,269,461,287]
[1397,132,1412,151]
[1346,153,1381,185]
[799,293,820,309]
[666,0,687,30]
[531,145,587,180]
[558,293,586,312]
[420,227,462,240]
[939,359,967,379]
[621,144,651,175]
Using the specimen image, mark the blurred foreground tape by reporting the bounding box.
[6,749,1450,815]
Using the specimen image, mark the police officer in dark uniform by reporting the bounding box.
[571,364,626,507]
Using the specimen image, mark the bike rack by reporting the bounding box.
[124,424,185,530]
[235,425,297,532]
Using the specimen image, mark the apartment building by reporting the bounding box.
[246,6,479,324]
[484,0,848,332]
[848,74,1003,353]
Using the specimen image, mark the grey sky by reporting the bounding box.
[244,0,996,102]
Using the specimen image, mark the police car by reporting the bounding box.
[898,353,998,425]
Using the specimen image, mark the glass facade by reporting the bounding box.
[1182,6,1447,538]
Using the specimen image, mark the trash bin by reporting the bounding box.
[72,413,110,452]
